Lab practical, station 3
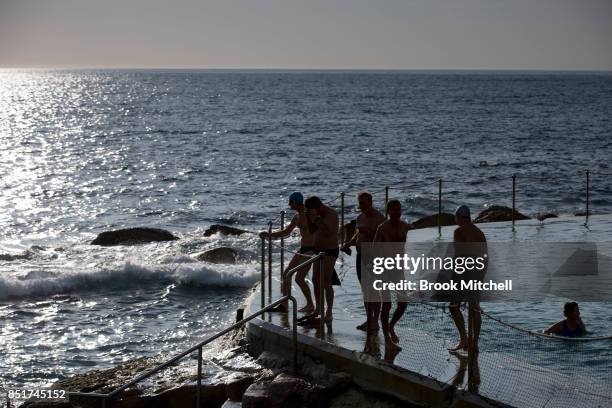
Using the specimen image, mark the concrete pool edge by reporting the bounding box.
[243,290,512,408]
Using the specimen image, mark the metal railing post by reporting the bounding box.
[196,347,202,408]
[437,178,442,237]
[68,295,303,408]
[318,254,325,336]
[585,170,590,226]
[260,237,265,309]
[268,221,272,300]
[340,193,345,246]
[512,175,516,231]
[290,296,298,374]
[280,211,285,288]
[385,186,389,219]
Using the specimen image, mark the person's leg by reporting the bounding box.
[449,302,467,351]
[366,301,380,333]
[389,301,407,344]
[323,255,336,321]
[355,252,369,330]
[312,260,321,317]
[296,263,314,313]
[381,301,400,350]
[380,302,391,337]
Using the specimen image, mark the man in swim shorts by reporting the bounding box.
[448,205,487,354]
[304,196,339,323]
[373,199,412,351]
[260,192,315,313]
[343,191,385,332]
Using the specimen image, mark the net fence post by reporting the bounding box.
[340,192,345,246]
[260,236,265,309]
[385,186,389,219]
[467,305,474,387]
[268,221,272,301]
[438,178,442,238]
[280,210,285,289]
[585,170,590,226]
[512,175,516,231]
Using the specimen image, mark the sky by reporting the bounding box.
[0,0,610,70]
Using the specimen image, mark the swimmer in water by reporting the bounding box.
[545,302,587,337]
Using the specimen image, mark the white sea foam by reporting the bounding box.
[0,258,259,300]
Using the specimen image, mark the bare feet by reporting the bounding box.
[299,304,314,314]
[389,327,399,344]
[448,341,467,352]
[367,320,379,334]
[385,337,402,351]
[356,321,368,331]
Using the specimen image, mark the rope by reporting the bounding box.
[268,240,316,258]
[480,310,612,342]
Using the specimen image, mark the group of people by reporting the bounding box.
[262,191,587,355]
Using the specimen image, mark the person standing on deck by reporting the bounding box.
[342,191,385,333]
[373,199,411,351]
[304,196,339,323]
[260,192,316,314]
[448,205,487,354]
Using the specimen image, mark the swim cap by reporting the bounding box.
[289,192,304,204]
[455,205,471,219]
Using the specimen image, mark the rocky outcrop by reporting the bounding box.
[91,228,178,246]
[474,206,530,224]
[535,213,558,221]
[0,251,32,261]
[410,213,456,230]
[196,247,256,264]
[204,225,249,237]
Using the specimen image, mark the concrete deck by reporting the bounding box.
[245,217,612,408]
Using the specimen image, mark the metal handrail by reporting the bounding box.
[69,295,298,408]
[285,252,327,334]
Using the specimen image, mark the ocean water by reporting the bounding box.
[1,70,611,388]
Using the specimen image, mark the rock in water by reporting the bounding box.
[91,228,178,246]
[474,205,530,223]
[410,213,456,230]
[204,224,249,237]
[197,247,256,264]
[242,382,271,408]
[267,373,324,408]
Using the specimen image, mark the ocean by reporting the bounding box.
[1,69,611,388]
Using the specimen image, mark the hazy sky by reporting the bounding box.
[1,0,610,70]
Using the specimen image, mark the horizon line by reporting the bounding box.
[1,66,611,74]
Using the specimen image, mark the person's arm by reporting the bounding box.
[373,224,384,242]
[545,321,563,335]
[260,217,296,239]
[577,317,587,334]
[344,224,359,248]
